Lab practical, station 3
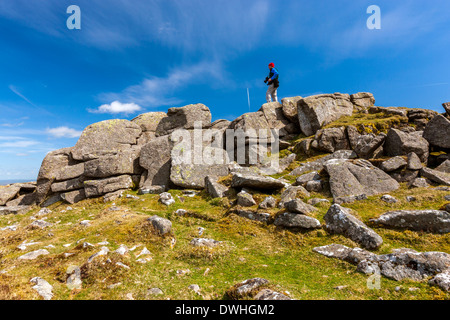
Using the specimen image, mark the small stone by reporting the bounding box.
[138,185,165,195]
[254,289,292,300]
[381,195,398,204]
[36,208,52,216]
[17,241,42,251]
[126,194,140,200]
[285,199,317,215]
[18,249,50,260]
[159,192,175,206]
[87,246,109,263]
[30,277,53,300]
[114,244,129,255]
[175,209,187,216]
[259,196,276,209]
[305,180,322,192]
[107,283,122,289]
[307,198,330,206]
[408,177,429,189]
[136,257,152,264]
[29,220,52,230]
[406,196,416,202]
[82,242,94,249]
[190,238,222,248]
[334,285,347,290]
[116,262,130,270]
[188,284,201,294]
[80,220,91,227]
[136,247,151,258]
[66,265,82,290]
[147,215,172,235]
[236,191,257,207]
[147,287,164,296]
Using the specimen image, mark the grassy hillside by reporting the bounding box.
[0,184,449,300]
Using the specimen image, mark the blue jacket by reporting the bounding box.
[269,68,279,81]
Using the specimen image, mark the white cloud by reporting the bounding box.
[88,101,143,115]
[0,140,39,148]
[46,127,82,138]
[98,61,225,108]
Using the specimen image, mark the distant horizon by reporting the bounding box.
[1,0,449,180]
[0,179,35,186]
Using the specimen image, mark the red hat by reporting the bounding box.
[268,62,275,68]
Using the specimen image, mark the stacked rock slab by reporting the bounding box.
[296,93,355,137]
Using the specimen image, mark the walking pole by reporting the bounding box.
[247,88,251,112]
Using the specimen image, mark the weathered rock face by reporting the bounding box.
[297,93,354,137]
[131,111,167,145]
[436,160,450,173]
[323,204,383,250]
[259,102,294,136]
[155,104,211,137]
[84,175,134,198]
[324,159,400,202]
[384,129,429,163]
[421,167,450,186]
[147,215,172,235]
[346,126,386,159]
[281,96,302,123]
[71,120,142,161]
[312,127,350,153]
[443,102,450,117]
[36,147,75,204]
[61,189,87,205]
[423,115,450,149]
[0,185,21,206]
[204,176,228,198]
[380,156,407,172]
[429,270,450,292]
[371,210,450,233]
[407,152,423,170]
[139,135,174,189]
[170,144,230,189]
[84,147,142,178]
[350,92,375,108]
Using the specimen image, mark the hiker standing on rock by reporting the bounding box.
[264,62,279,103]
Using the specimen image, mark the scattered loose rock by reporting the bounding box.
[324,204,383,250]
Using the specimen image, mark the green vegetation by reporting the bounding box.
[0,183,448,300]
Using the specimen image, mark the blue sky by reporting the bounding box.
[0,0,449,181]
